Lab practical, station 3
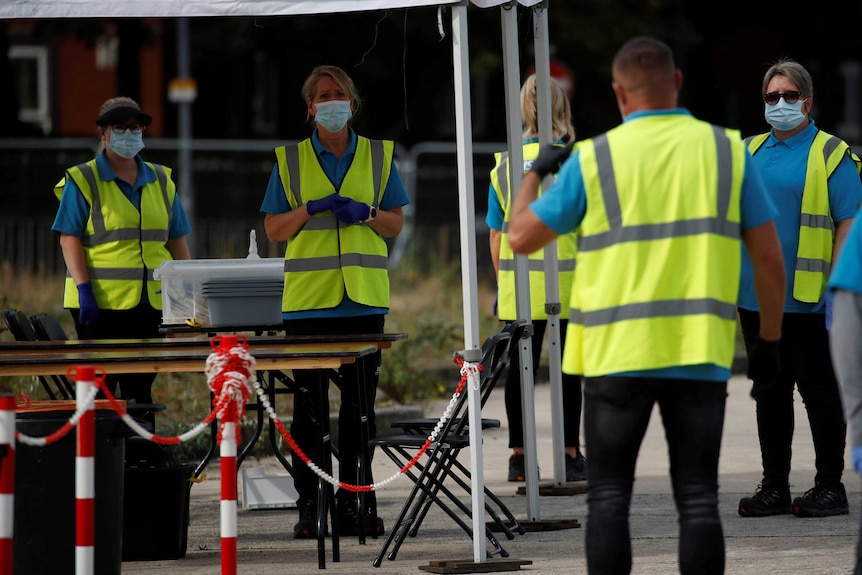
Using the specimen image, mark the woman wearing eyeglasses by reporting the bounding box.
[51,96,191,423]
[737,59,862,519]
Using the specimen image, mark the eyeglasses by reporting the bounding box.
[763,91,803,106]
[110,123,145,135]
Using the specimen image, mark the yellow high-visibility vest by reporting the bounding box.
[274,137,392,311]
[490,142,577,320]
[55,160,175,311]
[564,115,745,377]
[746,130,859,303]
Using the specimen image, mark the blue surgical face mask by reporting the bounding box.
[764,98,807,132]
[109,130,145,159]
[314,100,352,133]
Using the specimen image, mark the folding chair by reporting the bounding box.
[370,323,523,566]
[27,312,167,426]
[2,308,74,400]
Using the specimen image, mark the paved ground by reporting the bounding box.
[118,373,859,574]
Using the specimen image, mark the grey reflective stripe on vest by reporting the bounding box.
[301,216,340,231]
[796,257,831,275]
[580,128,737,252]
[284,144,303,206]
[68,267,149,280]
[800,213,834,232]
[284,253,389,272]
[286,140,387,209]
[571,298,738,327]
[499,258,576,272]
[822,134,843,163]
[796,133,840,235]
[152,163,172,228]
[369,139,384,209]
[495,153,510,210]
[78,162,170,247]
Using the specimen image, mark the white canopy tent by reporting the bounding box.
[1,0,566,564]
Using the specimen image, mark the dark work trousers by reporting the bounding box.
[70,300,161,419]
[283,315,384,507]
[583,376,727,575]
[738,308,846,489]
[503,319,582,450]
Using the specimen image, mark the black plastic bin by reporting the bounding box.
[14,400,128,575]
[122,438,194,562]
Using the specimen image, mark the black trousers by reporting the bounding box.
[503,319,582,449]
[738,308,846,488]
[283,315,384,506]
[69,301,161,407]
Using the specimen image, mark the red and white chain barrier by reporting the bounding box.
[0,393,15,574]
[4,342,478,572]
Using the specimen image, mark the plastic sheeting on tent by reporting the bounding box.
[0,0,541,19]
[1,0,560,564]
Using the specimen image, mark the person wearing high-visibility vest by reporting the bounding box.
[51,97,191,423]
[487,74,585,483]
[508,37,785,574]
[260,65,409,540]
[828,209,862,574]
[736,59,862,520]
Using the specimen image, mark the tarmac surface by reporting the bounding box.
[120,374,860,574]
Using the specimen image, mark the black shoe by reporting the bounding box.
[508,453,525,482]
[337,496,385,537]
[738,483,792,517]
[294,500,327,539]
[792,483,849,517]
[565,453,587,482]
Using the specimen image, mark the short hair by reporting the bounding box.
[521,73,575,143]
[612,36,675,89]
[301,65,361,123]
[761,58,813,100]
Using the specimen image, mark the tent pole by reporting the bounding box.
[501,2,542,520]
[452,2,485,564]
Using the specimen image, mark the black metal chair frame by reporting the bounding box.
[370,322,526,566]
[2,308,75,400]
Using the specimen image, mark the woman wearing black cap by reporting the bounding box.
[51,96,192,423]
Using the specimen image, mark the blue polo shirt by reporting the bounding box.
[829,206,862,294]
[738,121,862,313]
[529,109,776,381]
[260,128,410,320]
[51,150,191,239]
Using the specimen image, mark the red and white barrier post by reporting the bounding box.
[206,334,253,575]
[0,393,16,573]
[74,366,97,575]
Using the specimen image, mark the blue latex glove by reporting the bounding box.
[492,295,498,317]
[306,194,349,216]
[77,281,99,326]
[332,198,372,225]
[853,445,862,476]
[825,289,834,331]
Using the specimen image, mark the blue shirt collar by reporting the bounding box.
[623,107,692,123]
[95,150,155,189]
[311,127,357,158]
[766,120,817,150]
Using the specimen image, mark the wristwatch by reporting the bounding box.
[364,206,378,223]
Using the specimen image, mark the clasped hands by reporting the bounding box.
[306,193,372,224]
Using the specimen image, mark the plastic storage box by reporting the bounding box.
[153,258,284,326]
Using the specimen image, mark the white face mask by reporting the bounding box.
[314,100,352,133]
[764,98,807,132]
[108,130,145,158]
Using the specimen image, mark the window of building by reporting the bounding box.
[9,45,51,135]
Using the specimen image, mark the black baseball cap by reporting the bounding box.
[95,97,153,127]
